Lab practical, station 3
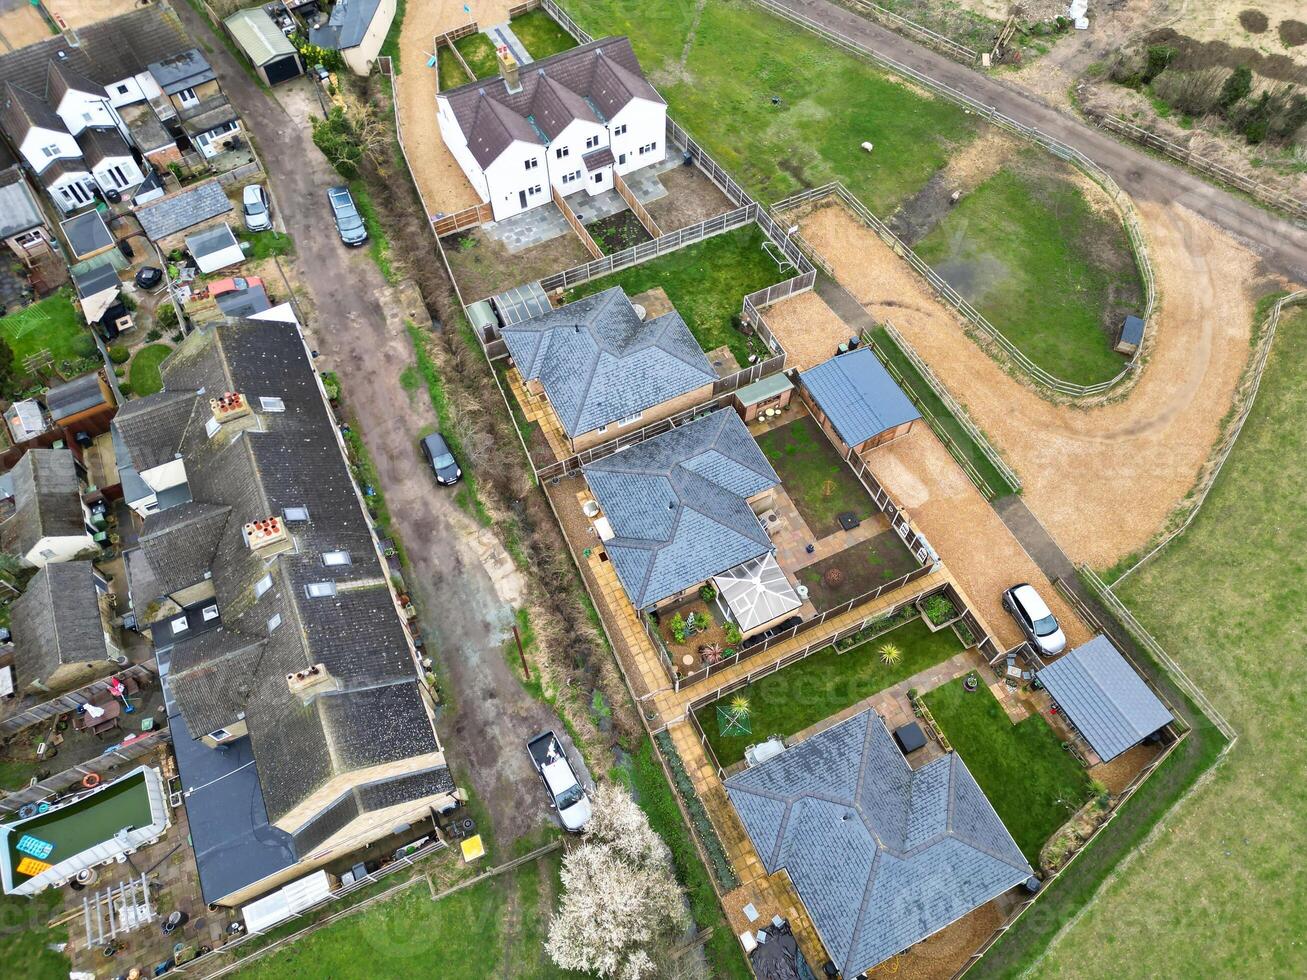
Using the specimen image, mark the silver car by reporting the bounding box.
[1002,583,1067,656]
[242,184,272,232]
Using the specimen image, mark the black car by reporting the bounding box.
[420,433,462,485]
[135,266,163,289]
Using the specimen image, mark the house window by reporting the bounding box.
[202,605,219,621]
[267,613,282,633]
[595,424,608,435]
[639,141,657,154]
[613,123,627,136]
[524,157,538,170]
[529,184,542,196]
[617,411,643,427]
[259,396,285,412]
[39,548,55,560]
[208,728,232,741]
[562,171,576,185]
[585,134,600,149]
[305,582,336,598]
[555,146,569,159]
[170,617,189,635]
[177,87,198,105]
[109,165,127,187]
[42,145,60,158]
[284,506,310,522]
[117,84,130,94]
[254,573,273,598]
[322,550,352,566]
[593,172,603,184]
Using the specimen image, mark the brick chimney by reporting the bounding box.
[210,392,252,424]
[286,664,341,702]
[498,45,521,94]
[243,515,289,552]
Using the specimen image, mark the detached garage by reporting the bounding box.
[225,9,304,86]
[186,224,245,274]
[798,347,921,456]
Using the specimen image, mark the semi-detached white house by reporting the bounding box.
[437,36,666,222]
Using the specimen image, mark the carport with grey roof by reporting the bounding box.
[726,709,1032,977]
[502,285,715,440]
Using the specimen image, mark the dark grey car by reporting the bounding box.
[420,433,461,485]
[327,185,368,247]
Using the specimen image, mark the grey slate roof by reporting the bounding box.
[111,389,198,471]
[1,448,88,556]
[144,318,446,832]
[61,208,114,258]
[46,59,107,105]
[167,626,265,736]
[71,259,121,300]
[0,167,44,239]
[77,125,132,169]
[45,372,109,422]
[10,561,108,686]
[1037,636,1173,762]
[502,286,714,439]
[582,146,614,170]
[147,48,216,95]
[309,0,384,51]
[800,348,920,448]
[582,409,778,609]
[135,180,232,241]
[138,501,230,598]
[214,282,271,317]
[727,710,1032,976]
[441,36,662,169]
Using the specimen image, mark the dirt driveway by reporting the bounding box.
[798,198,1277,569]
[395,0,513,214]
[0,0,51,50]
[177,1,573,847]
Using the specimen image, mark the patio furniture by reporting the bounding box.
[893,722,927,755]
[74,700,121,733]
[743,903,759,922]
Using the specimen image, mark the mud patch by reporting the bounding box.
[1145,27,1307,82]
[777,156,811,188]
[1280,19,1307,46]
[1238,9,1269,32]
[887,130,1020,246]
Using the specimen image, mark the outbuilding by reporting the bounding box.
[224,9,304,86]
[733,372,794,423]
[1115,314,1145,355]
[798,347,920,455]
[185,224,244,274]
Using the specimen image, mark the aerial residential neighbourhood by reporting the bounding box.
[0,0,1301,978]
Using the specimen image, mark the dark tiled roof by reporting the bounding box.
[147,48,215,94]
[71,259,121,300]
[179,95,238,137]
[77,126,132,169]
[0,82,63,143]
[214,283,271,318]
[135,180,232,240]
[1037,636,1173,762]
[0,448,87,556]
[138,501,230,598]
[293,765,455,854]
[45,372,109,422]
[10,562,107,686]
[502,286,714,439]
[583,409,778,609]
[46,59,108,105]
[583,146,614,170]
[36,155,90,189]
[727,710,1032,976]
[800,348,920,448]
[308,0,384,51]
[111,389,198,470]
[441,36,662,168]
[167,627,265,735]
[61,207,114,258]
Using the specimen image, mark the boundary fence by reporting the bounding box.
[0,727,170,815]
[614,170,663,238]
[1112,291,1306,584]
[433,202,493,237]
[0,663,157,739]
[844,0,981,65]
[748,0,1156,398]
[1082,107,1307,223]
[551,184,603,258]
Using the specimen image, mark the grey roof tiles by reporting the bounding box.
[1037,635,1173,762]
[1,448,87,556]
[135,180,233,240]
[10,561,107,686]
[727,710,1031,976]
[799,348,921,449]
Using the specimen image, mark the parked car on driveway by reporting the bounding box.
[420,433,461,485]
[527,731,591,831]
[1002,583,1067,656]
[327,185,367,247]
[242,184,272,232]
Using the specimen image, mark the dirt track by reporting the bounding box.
[800,199,1276,568]
[395,0,512,215]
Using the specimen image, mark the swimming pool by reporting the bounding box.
[0,766,170,896]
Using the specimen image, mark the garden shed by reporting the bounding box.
[1037,635,1173,762]
[733,372,794,423]
[185,224,244,274]
[798,348,920,455]
[1115,314,1145,355]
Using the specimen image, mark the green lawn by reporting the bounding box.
[913,152,1141,386]
[869,326,1019,499]
[564,224,786,365]
[566,0,979,214]
[797,531,919,612]
[127,343,171,396]
[925,677,1094,865]
[454,32,500,79]
[1025,304,1307,977]
[756,413,873,536]
[437,48,471,91]
[0,890,66,980]
[696,616,964,767]
[241,850,585,979]
[0,291,88,368]
[512,8,578,59]
[235,227,294,260]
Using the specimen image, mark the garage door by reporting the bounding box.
[265,55,302,85]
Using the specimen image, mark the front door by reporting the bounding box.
[519,189,528,208]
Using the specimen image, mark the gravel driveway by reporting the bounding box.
[176,2,578,847]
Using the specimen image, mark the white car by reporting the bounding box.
[242,184,272,232]
[1002,583,1067,656]
[528,731,591,831]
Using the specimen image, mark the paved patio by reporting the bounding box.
[505,364,570,460]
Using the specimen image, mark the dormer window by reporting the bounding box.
[42,145,59,158]
[177,87,198,105]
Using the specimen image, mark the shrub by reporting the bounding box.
[107,345,129,364]
[1218,66,1253,114]
[1271,91,1307,143]
[1143,45,1176,84]
[155,304,178,330]
[724,623,742,647]
[1152,67,1224,117]
[145,328,162,342]
[670,613,687,645]
[955,619,976,647]
[923,594,957,625]
[170,331,183,344]
[879,643,902,667]
[71,333,98,359]
[690,611,709,632]
[655,732,739,890]
[312,107,363,180]
[698,584,717,603]
[320,370,341,401]
[117,381,132,396]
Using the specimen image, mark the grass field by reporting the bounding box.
[696,616,964,767]
[512,8,578,59]
[454,31,500,79]
[128,343,171,396]
[437,48,471,91]
[240,850,583,979]
[564,224,785,365]
[913,152,1141,385]
[925,678,1094,864]
[1024,305,1307,977]
[758,414,875,535]
[869,326,1019,499]
[0,291,88,367]
[0,890,65,980]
